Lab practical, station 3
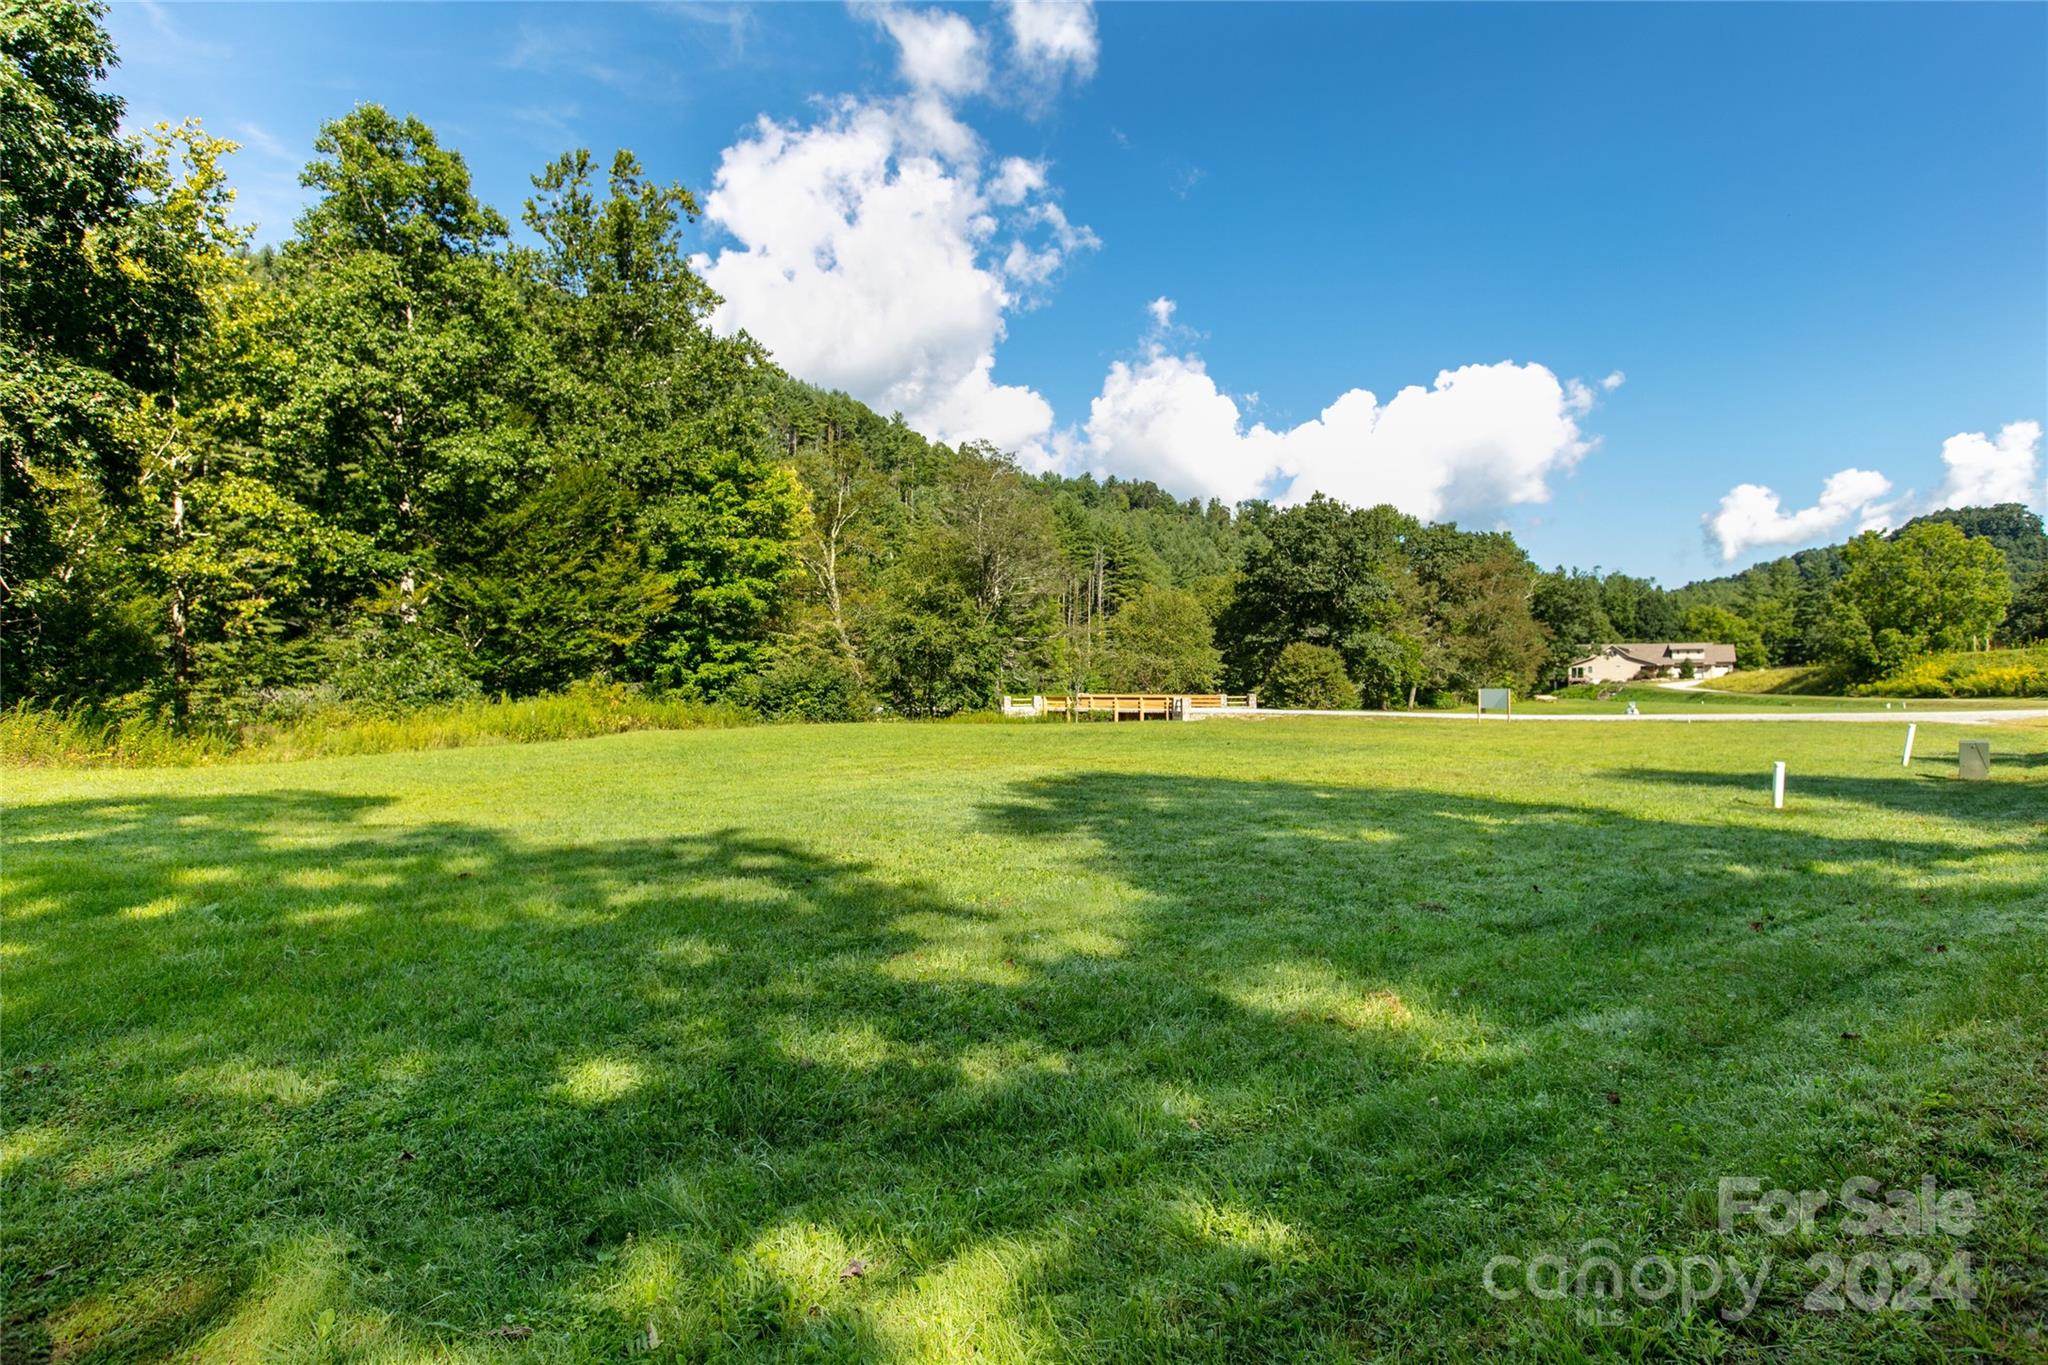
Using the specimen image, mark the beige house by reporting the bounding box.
[1568,642,1737,684]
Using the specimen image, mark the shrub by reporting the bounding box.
[1350,631,1427,709]
[864,587,1003,719]
[1260,643,1359,710]
[1848,647,2048,698]
[741,640,872,722]
[329,627,484,715]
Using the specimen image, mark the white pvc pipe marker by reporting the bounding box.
[1902,723,1917,767]
[1772,761,1786,809]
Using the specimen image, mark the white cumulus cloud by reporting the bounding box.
[1272,363,1597,519]
[699,98,1087,456]
[1703,468,1895,563]
[1931,420,2043,511]
[698,7,1101,459]
[707,2,1610,524]
[862,5,989,97]
[1000,0,1099,91]
[1070,307,1602,518]
[1703,420,2044,563]
[1080,348,1265,502]
[988,155,1046,205]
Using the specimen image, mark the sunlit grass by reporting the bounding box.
[3,718,2043,1361]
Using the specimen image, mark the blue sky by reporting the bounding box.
[109,1,2046,586]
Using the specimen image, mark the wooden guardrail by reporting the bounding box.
[1051,693,1173,720]
[1000,693,1258,720]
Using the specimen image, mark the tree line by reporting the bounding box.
[5,2,2043,729]
[1661,504,2046,678]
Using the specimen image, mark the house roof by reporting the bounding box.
[1570,642,1738,668]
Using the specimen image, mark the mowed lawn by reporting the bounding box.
[4,718,2045,1363]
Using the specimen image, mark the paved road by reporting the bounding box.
[1204,708,2048,725]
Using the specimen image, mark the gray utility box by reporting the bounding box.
[1958,740,1992,781]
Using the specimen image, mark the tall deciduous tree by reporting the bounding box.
[265,105,534,619]
[2,0,330,715]
[1599,572,1682,642]
[2008,564,2048,644]
[1349,631,1428,709]
[1821,522,2012,677]
[2,0,190,696]
[1532,568,1615,684]
[787,396,880,668]
[1435,549,1548,694]
[519,147,803,696]
[933,443,1059,687]
[1216,495,1415,686]
[1100,584,1221,691]
[864,569,1003,719]
[1680,604,1765,670]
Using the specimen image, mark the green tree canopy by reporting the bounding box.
[1260,642,1358,710]
[1435,549,1548,694]
[1532,568,1615,684]
[1821,521,2012,677]
[1680,604,1765,670]
[1100,584,1222,692]
[2007,563,2048,644]
[1216,495,1416,686]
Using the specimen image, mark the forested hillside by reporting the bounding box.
[1666,503,2046,670]
[4,1,2042,734]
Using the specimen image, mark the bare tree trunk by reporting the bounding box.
[153,366,196,726]
[820,475,857,667]
[167,482,192,725]
[799,422,863,671]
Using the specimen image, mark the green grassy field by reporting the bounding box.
[5,718,2045,1362]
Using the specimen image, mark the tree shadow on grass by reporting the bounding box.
[1618,763,2048,824]
[2,774,2040,1361]
[5,792,1006,1361]
[1910,742,2048,771]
